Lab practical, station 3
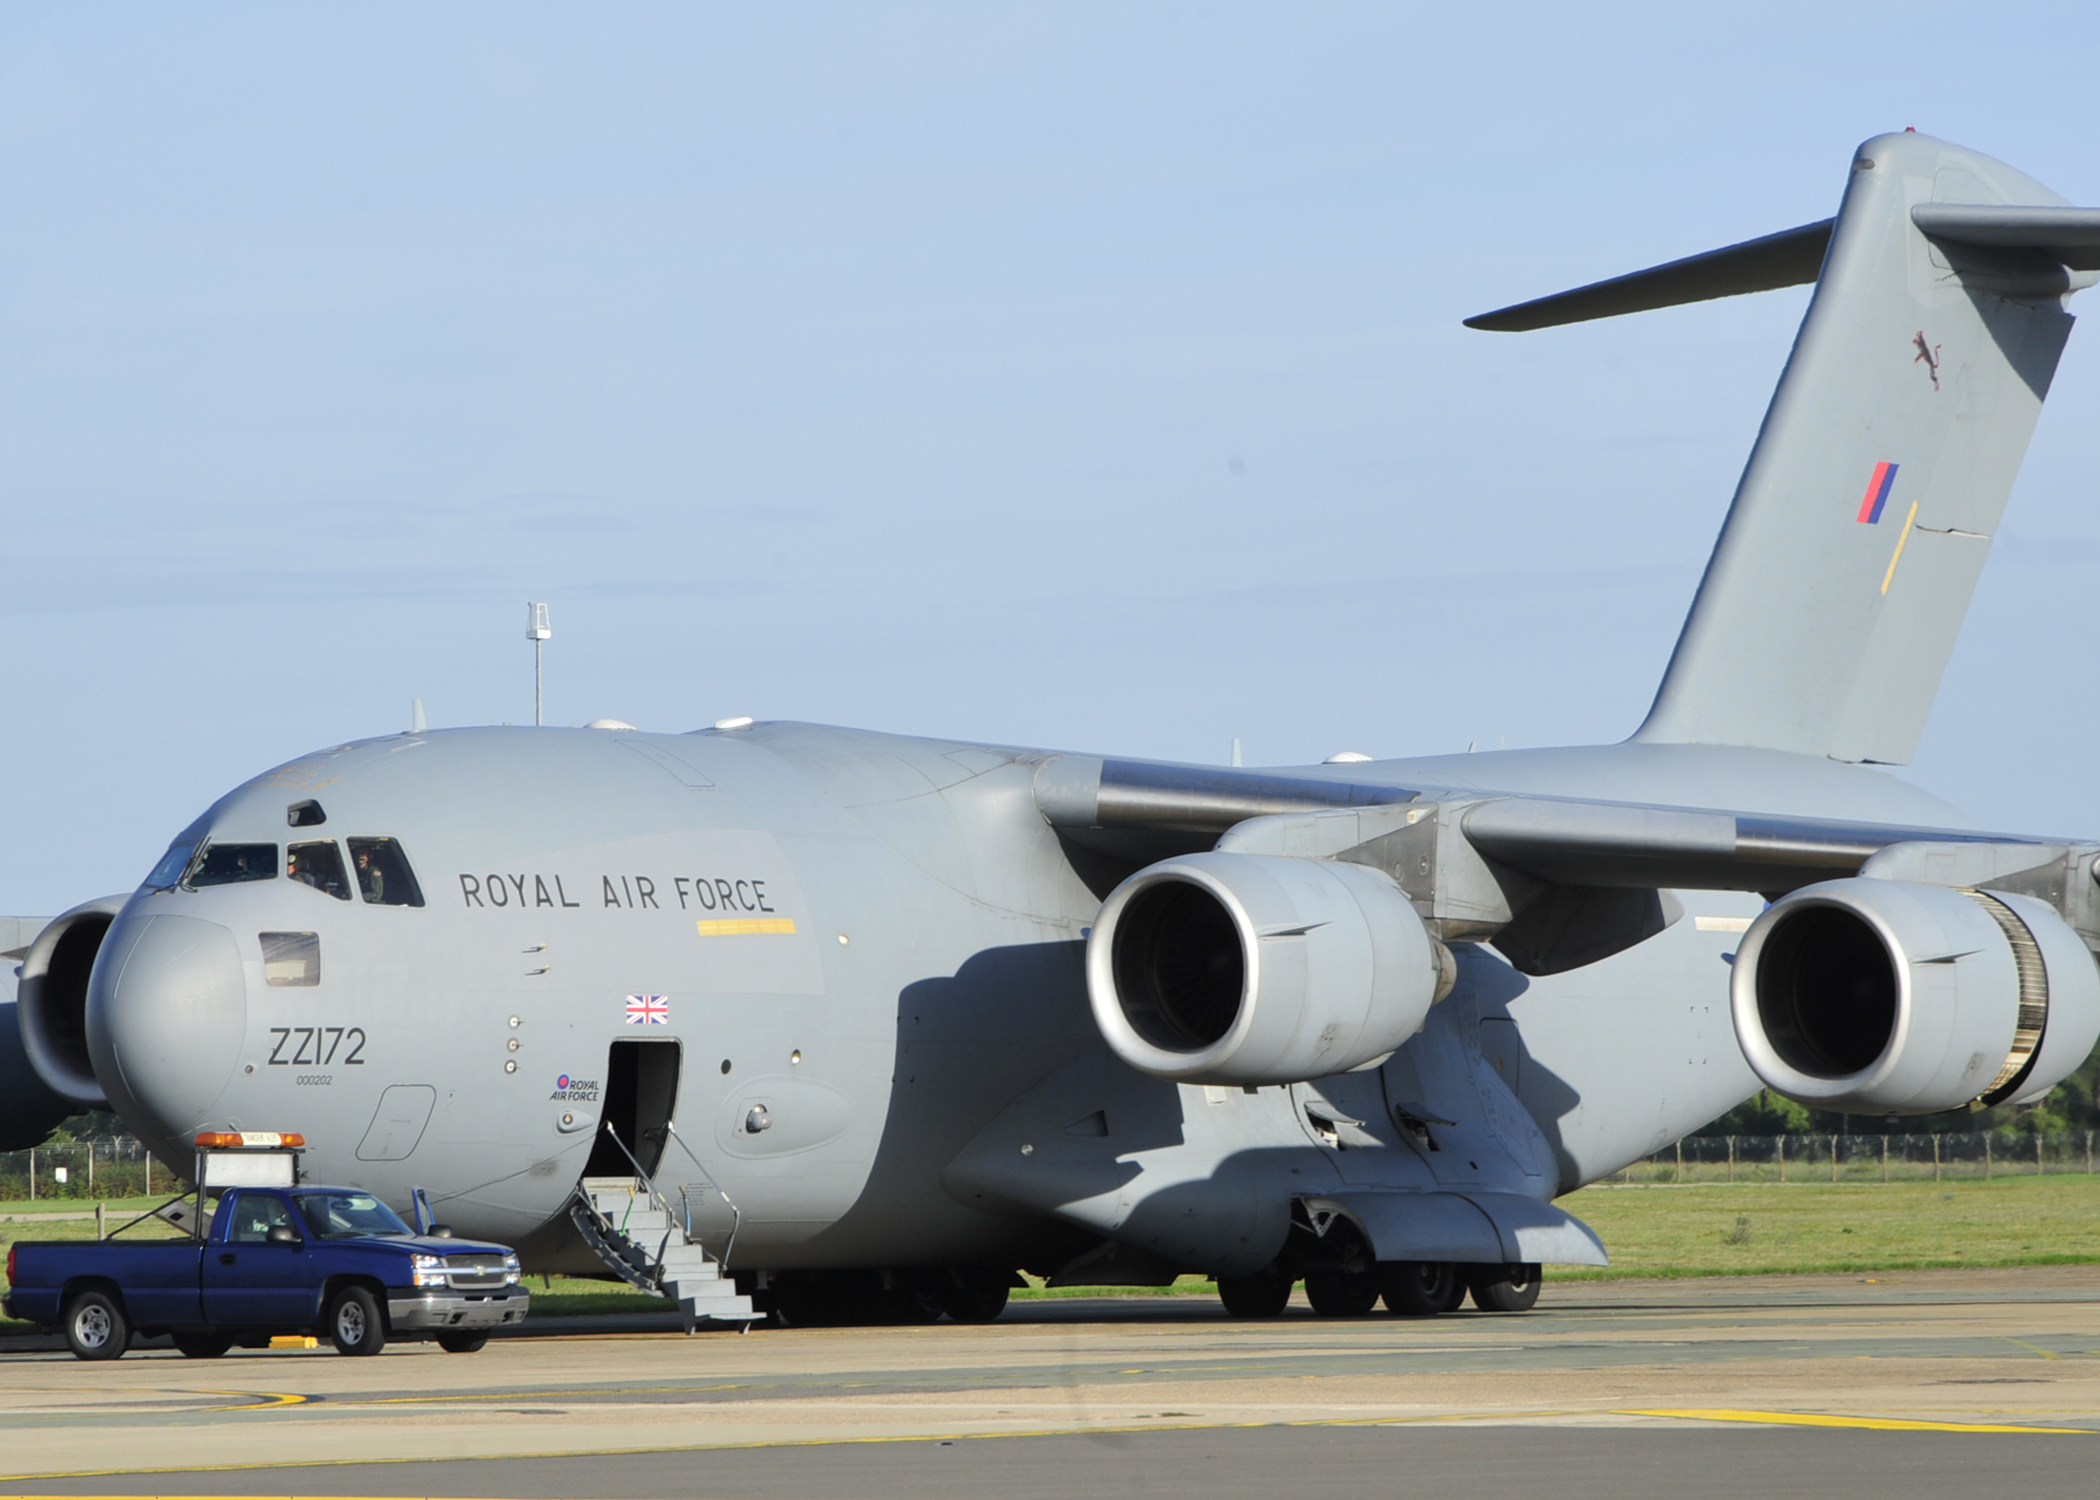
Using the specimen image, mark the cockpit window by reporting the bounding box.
[347,837,424,907]
[187,843,278,887]
[142,841,200,892]
[287,840,351,900]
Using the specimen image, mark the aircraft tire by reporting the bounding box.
[1216,1266,1293,1319]
[1304,1270,1380,1317]
[63,1289,129,1361]
[938,1269,1011,1324]
[1378,1260,1459,1317]
[1466,1262,1542,1312]
[173,1331,234,1358]
[327,1286,388,1355]
[436,1332,489,1353]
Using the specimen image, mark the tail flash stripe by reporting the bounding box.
[1856,460,1899,523]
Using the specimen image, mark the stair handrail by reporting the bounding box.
[597,1122,677,1286]
[662,1119,742,1271]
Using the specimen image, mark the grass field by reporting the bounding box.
[5,1177,2098,1332]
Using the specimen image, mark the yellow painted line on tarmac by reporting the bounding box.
[1999,1336,2064,1360]
[195,1391,311,1412]
[1624,1408,2089,1435]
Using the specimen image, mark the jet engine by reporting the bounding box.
[1731,878,2100,1114]
[16,897,128,1108]
[1087,852,1451,1085]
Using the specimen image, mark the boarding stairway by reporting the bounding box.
[568,1125,759,1332]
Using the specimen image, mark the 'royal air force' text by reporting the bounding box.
[457,873,778,914]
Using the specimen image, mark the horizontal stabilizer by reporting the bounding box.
[1911,203,2100,269]
[1464,219,1832,332]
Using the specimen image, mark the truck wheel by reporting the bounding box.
[1466,1262,1542,1313]
[173,1332,234,1359]
[327,1287,387,1356]
[64,1290,129,1361]
[436,1331,488,1353]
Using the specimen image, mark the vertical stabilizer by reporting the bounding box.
[1636,133,2089,763]
[1475,134,2097,764]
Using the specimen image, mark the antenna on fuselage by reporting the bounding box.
[526,602,551,726]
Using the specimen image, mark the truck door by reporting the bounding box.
[202,1191,317,1327]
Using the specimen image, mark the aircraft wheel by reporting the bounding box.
[436,1331,489,1353]
[1216,1265,1293,1319]
[1466,1262,1542,1312]
[327,1286,388,1355]
[1304,1270,1381,1317]
[1378,1260,1460,1317]
[939,1268,1012,1324]
[63,1289,129,1361]
[173,1331,234,1358]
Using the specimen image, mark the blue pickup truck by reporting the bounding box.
[4,1184,529,1359]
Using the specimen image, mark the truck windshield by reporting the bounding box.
[293,1191,413,1240]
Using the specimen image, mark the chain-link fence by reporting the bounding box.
[0,1139,186,1202]
[1611,1131,2100,1184]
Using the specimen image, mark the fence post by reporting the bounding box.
[1882,1134,1889,1183]
[2088,1130,2093,1176]
[1832,1135,1839,1183]
[96,1202,106,1240]
[145,1153,151,1198]
[1985,1134,1992,1180]
[1676,1138,1684,1181]
[2038,1133,2045,1176]
[1728,1136,1736,1183]
[27,1146,33,1202]
[1933,1134,1941,1182]
[87,1142,94,1195]
[1778,1134,1786,1184]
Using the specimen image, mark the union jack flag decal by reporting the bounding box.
[625,994,668,1025]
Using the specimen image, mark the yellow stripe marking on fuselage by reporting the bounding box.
[696,917,797,936]
[1880,499,1920,595]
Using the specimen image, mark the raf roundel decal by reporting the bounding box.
[556,1074,571,1090]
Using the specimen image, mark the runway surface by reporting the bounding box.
[1,1267,2096,1498]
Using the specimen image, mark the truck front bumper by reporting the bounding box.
[386,1288,531,1333]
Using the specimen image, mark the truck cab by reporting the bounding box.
[4,1136,528,1358]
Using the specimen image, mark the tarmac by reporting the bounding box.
[1,1266,2097,1498]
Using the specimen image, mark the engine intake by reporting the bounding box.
[1088,852,1451,1085]
[1731,878,2100,1114]
[16,897,127,1107]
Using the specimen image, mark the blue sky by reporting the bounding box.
[4,4,2099,911]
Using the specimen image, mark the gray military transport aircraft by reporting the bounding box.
[11,131,2100,1327]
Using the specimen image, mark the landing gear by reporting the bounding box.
[937,1268,1011,1324]
[1466,1262,1542,1312]
[1216,1264,1294,1318]
[766,1268,1013,1326]
[1378,1260,1462,1316]
[1304,1270,1380,1316]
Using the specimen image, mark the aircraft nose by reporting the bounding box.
[86,914,248,1139]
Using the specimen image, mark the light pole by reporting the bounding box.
[527,602,551,725]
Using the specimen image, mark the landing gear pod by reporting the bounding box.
[1087,853,1451,1085]
[1731,878,2100,1114]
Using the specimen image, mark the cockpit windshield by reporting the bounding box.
[292,1191,412,1240]
[287,840,351,900]
[142,841,199,892]
[187,843,278,887]
[347,837,425,907]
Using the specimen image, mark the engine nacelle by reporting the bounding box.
[16,897,128,1108]
[1731,878,2100,1115]
[1087,852,1450,1085]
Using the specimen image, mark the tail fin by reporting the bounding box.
[1472,133,2100,764]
